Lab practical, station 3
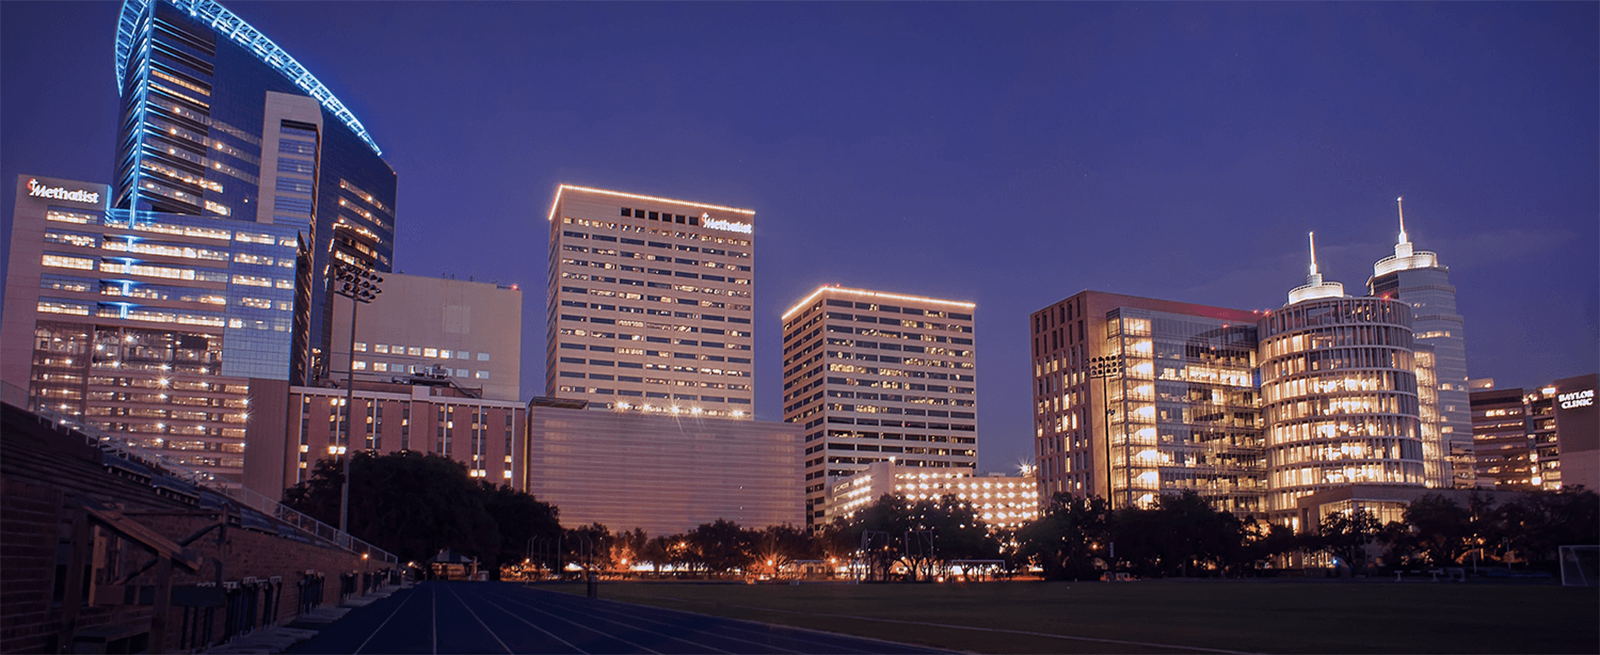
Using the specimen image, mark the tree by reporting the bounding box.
[1403,493,1470,567]
[1015,493,1110,580]
[1498,488,1600,570]
[753,524,815,575]
[687,519,755,575]
[833,493,999,581]
[1317,507,1383,574]
[481,482,561,579]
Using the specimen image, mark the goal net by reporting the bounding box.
[1558,545,1598,587]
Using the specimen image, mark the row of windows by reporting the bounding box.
[559,310,753,327]
[562,228,750,259]
[562,216,751,248]
[821,298,971,321]
[554,385,752,403]
[559,281,751,300]
[352,342,490,361]
[351,360,489,379]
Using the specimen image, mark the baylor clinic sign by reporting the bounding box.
[27,178,101,205]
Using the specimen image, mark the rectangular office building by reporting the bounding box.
[546,186,755,419]
[1030,291,1264,513]
[4,175,300,484]
[782,285,978,527]
[523,402,803,537]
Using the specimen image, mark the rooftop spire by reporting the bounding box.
[1396,196,1408,245]
[1288,230,1345,305]
[1308,231,1319,277]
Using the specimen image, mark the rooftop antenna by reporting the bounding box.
[1308,231,1319,277]
[1396,196,1408,245]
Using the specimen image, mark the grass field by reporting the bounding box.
[545,579,1597,654]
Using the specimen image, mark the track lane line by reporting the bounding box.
[445,584,515,654]
[493,586,810,655]
[475,586,654,653]
[484,586,743,655]
[353,586,419,655]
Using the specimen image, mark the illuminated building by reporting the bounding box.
[242,378,525,495]
[825,462,1038,530]
[1368,198,1474,488]
[1029,291,1264,512]
[1260,234,1428,522]
[113,0,398,383]
[1469,374,1598,492]
[545,186,754,418]
[782,285,978,527]
[329,273,523,402]
[523,400,802,536]
[3,175,300,485]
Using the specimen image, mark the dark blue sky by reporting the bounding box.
[4,2,1596,473]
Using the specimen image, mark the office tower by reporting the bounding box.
[1029,291,1264,512]
[545,185,754,418]
[1470,374,1598,492]
[113,0,397,383]
[1368,198,1473,488]
[244,378,527,495]
[329,273,523,402]
[4,175,301,484]
[523,400,802,536]
[1260,234,1426,522]
[782,285,977,527]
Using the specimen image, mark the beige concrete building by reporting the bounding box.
[243,378,526,497]
[545,186,754,418]
[328,273,523,402]
[523,401,802,536]
[826,461,1038,530]
[782,285,977,527]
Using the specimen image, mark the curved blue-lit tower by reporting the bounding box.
[113,0,396,383]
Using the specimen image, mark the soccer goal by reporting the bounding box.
[1558,545,1598,587]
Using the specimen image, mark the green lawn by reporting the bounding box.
[544,579,1598,654]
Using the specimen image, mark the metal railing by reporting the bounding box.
[26,402,396,565]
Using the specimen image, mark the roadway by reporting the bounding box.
[287,581,946,654]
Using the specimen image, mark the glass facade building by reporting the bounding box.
[113,0,397,384]
[1368,205,1473,488]
[5,175,300,484]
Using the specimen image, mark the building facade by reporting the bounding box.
[1029,291,1264,512]
[782,286,978,527]
[1470,374,1599,492]
[825,461,1037,530]
[1259,247,1429,522]
[113,0,398,384]
[4,175,301,484]
[330,273,523,402]
[522,402,802,537]
[1368,199,1474,488]
[244,378,526,496]
[545,186,754,418]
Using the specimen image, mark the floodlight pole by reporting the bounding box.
[334,260,381,535]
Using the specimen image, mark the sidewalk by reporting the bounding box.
[205,581,408,654]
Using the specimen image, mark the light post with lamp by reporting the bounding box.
[333,259,382,535]
[1088,355,1124,508]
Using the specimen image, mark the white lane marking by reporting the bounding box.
[486,586,761,653]
[445,584,515,654]
[354,587,418,655]
[662,597,1259,655]
[474,585,663,654]
[432,586,438,655]
[504,587,809,654]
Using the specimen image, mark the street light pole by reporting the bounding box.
[333,260,382,535]
[1088,355,1124,509]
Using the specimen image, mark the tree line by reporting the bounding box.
[284,452,1596,580]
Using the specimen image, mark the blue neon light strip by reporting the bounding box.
[115,0,383,157]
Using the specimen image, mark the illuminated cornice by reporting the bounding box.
[547,184,756,222]
[116,0,383,156]
[781,285,976,321]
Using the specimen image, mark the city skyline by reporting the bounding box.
[3,2,1595,473]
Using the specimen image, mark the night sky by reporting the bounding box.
[3,2,1595,474]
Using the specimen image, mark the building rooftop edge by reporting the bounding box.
[781,285,977,321]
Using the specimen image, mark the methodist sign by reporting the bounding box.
[702,212,752,235]
[27,178,101,205]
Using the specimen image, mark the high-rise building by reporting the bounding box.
[113,0,398,383]
[1368,198,1473,488]
[1260,235,1428,522]
[825,462,1037,531]
[1029,291,1264,513]
[329,273,523,403]
[3,175,300,484]
[545,185,754,418]
[782,285,977,527]
[1470,374,1599,492]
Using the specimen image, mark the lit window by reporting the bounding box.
[353,360,367,371]
[423,348,438,358]
[374,344,389,354]
[354,342,367,352]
